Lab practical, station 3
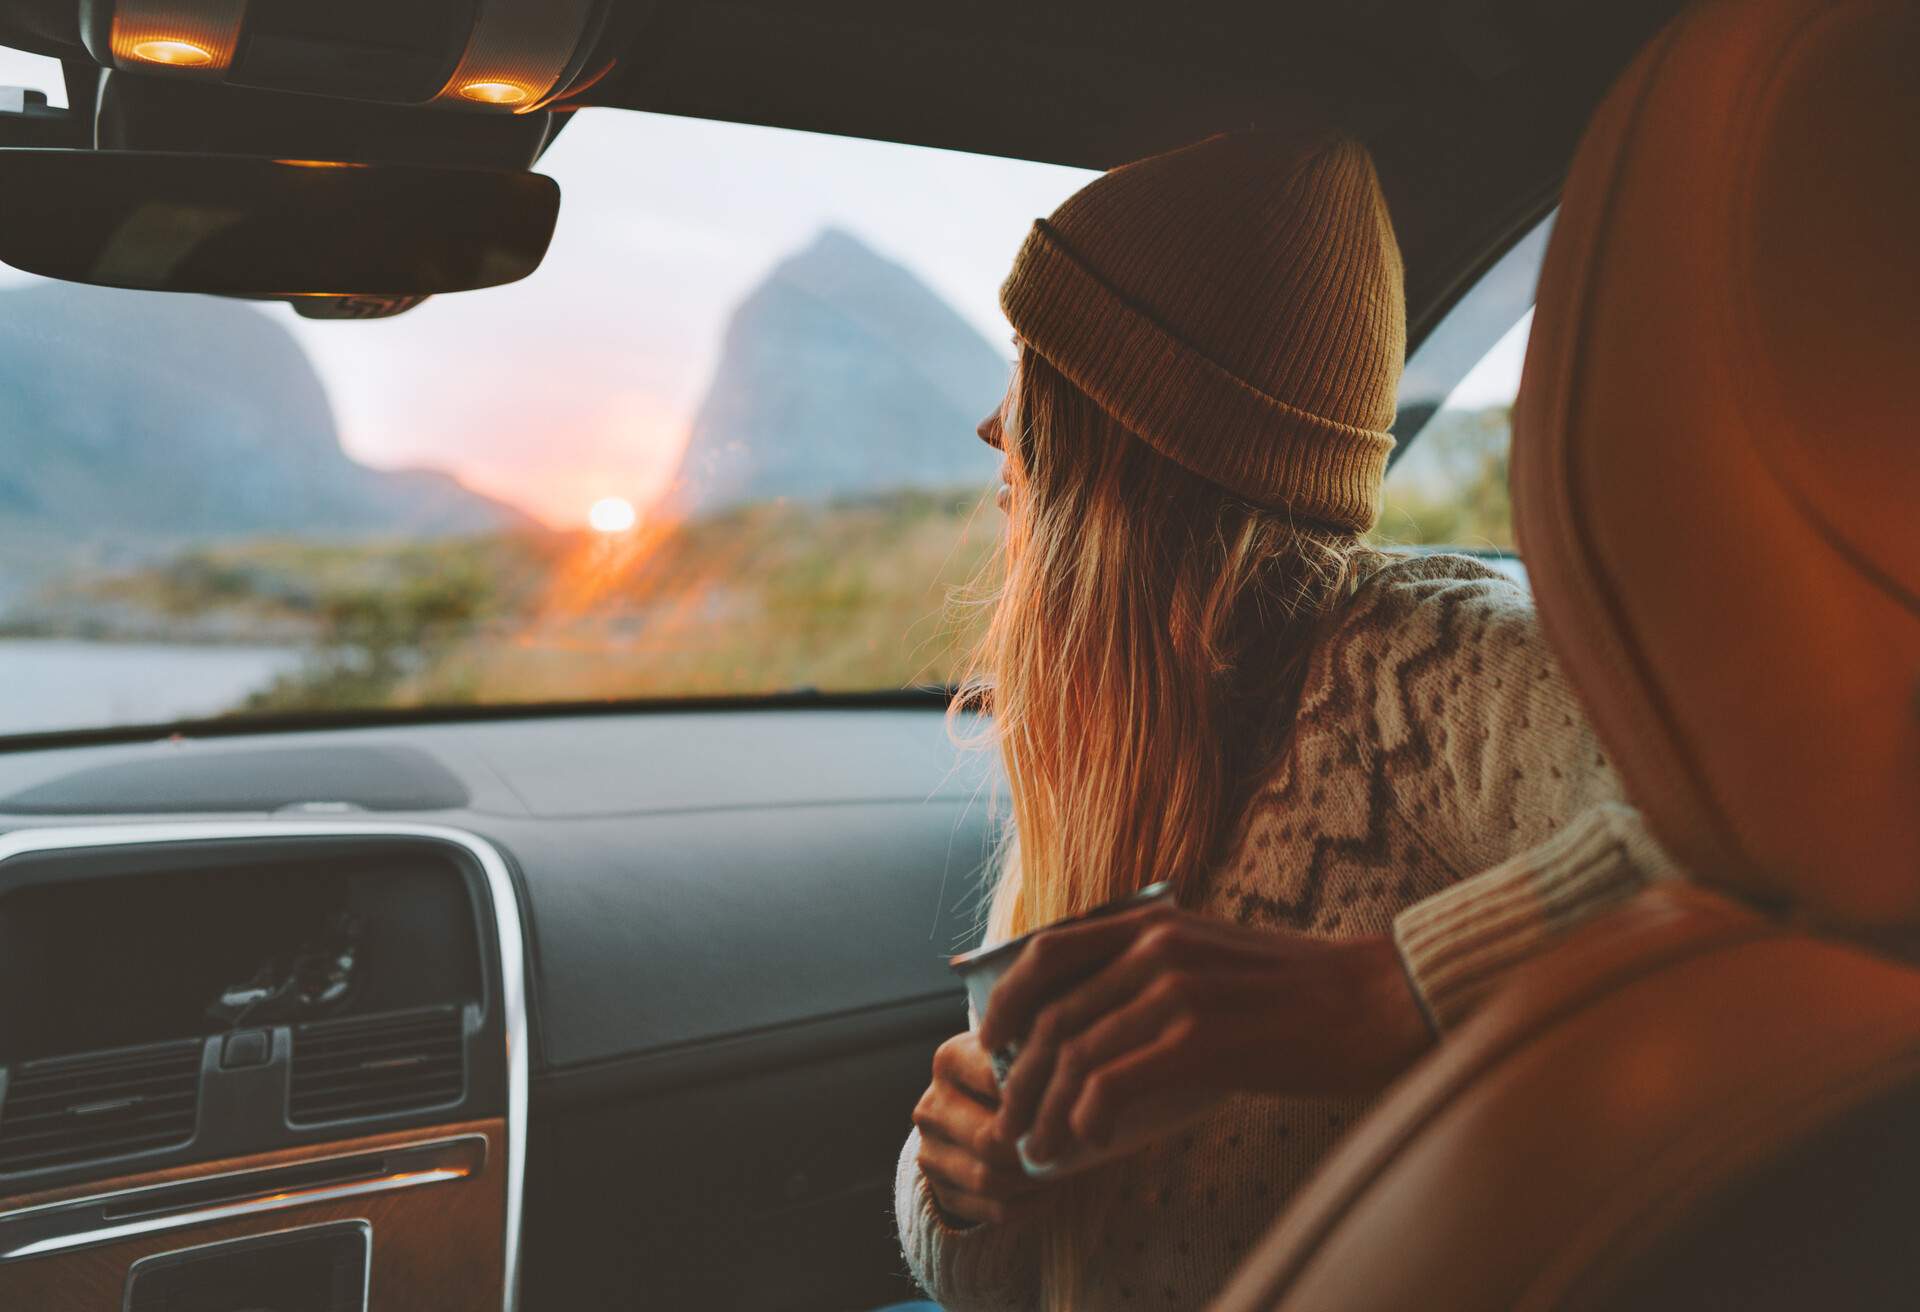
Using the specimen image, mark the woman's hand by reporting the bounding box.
[975,906,1433,1167]
[912,1032,1047,1225]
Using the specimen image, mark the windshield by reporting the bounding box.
[0,76,1092,735]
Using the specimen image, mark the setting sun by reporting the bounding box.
[587,496,637,533]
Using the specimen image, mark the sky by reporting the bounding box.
[1,42,1091,527]
[272,112,1096,526]
[1444,310,1532,411]
[1,42,1534,526]
[0,46,66,107]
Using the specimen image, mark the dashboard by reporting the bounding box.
[0,705,993,1309]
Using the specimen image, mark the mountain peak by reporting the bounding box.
[668,228,1007,512]
[0,280,527,598]
[796,224,869,258]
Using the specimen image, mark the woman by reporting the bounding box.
[895,129,1670,1311]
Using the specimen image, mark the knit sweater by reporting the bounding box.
[895,553,1674,1311]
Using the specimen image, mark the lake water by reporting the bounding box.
[0,640,304,735]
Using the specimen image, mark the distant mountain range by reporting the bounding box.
[0,229,1007,605]
[0,281,525,599]
[668,227,1007,512]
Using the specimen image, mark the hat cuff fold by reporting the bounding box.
[1001,221,1393,532]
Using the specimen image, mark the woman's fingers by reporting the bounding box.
[918,916,1432,1205]
[976,905,1176,1051]
[914,1031,1045,1223]
[917,1048,1009,1158]
[995,937,1170,1137]
[916,1126,1035,1203]
[915,1078,1038,1225]
[933,1030,1003,1105]
[1067,1030,1190,1150]
[915,1089,1026,1178]
[919,1164,1047,1228]
[1019,978,1195,1164]
[922,1179,1010,1226]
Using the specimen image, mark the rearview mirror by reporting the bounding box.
[0,149,559,297]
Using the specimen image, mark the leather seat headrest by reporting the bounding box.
[1512,0,1920,926]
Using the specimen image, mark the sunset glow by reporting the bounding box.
[273,111,1088,531]
[587,497,638,533]
[0,62,1093,735]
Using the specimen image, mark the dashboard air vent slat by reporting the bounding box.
[289,1006,465,1125]
[5,1067,200,1107]
[293,1052,462,1097]
[294,1030,462,1067]
[0,1039,201,1174]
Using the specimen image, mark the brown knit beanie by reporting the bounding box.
[999,130,1405,532]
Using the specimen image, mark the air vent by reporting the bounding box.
[0,1039,202,1174]
[289,1006,465,1125]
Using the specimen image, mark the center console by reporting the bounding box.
[126,1221,371,1312]
[0,822,527,1311]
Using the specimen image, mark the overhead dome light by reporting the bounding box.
[86,0,602,109]
[99,0,245,74]
[456,79,533,106]
[127,37,214,66]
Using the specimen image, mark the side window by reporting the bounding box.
[0,45,67,107]
[1373,215,1552,557]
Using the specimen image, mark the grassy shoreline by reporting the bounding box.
[3,486,1002,714]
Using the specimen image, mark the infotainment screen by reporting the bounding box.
[0,856,481,1063]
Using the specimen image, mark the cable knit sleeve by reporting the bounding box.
[894,1128,1041,1312]
[1392,803,1683,1028]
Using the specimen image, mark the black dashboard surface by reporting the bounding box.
[0,706,996,1308]
[0,707,998,1076]
[0,743,471,814]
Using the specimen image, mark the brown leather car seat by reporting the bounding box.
[1212,0,1920,1307]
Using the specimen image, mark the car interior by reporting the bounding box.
[0,0,1911,1309]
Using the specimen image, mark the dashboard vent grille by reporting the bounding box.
[0,1039,201,1174]
[289,1006,465,1125]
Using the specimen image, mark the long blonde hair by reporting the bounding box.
[952,348,1384,1307]
[958,348,1383,935]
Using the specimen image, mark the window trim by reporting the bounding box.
[1392,205,1557,465]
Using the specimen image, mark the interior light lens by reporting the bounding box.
[128,38,215,67]
[457,79,533,106]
